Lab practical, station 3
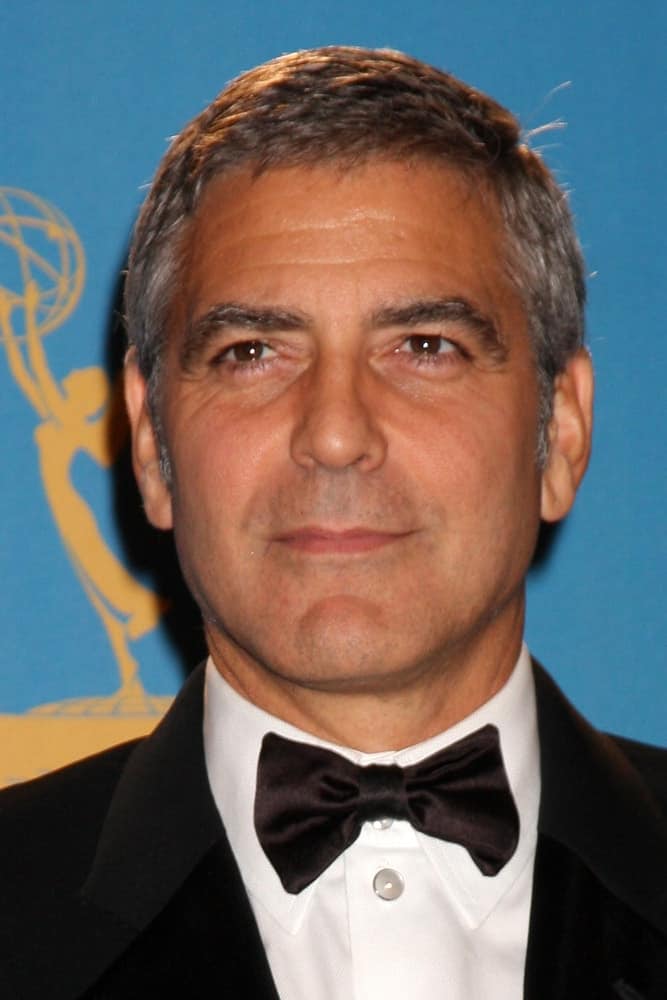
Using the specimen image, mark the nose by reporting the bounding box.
[290,357,387,472]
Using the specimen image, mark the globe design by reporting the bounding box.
[0,186,170,730]
[0,187,85,340]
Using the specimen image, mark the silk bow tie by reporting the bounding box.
[255,725,519,894]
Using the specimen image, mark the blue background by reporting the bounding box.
[2,1,665,741]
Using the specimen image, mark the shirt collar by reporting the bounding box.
[203,644,539,933]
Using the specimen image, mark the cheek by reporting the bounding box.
[400,392,541,525]
[166,400,284,545]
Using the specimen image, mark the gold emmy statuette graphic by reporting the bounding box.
[0,188,172,787]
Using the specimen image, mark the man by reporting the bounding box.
[1,46,666,999]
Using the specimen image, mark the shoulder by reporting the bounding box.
[0,740,141,910]
[0,737,140,824]
[0,670,216,997]
[531,660,667,938]
[533,659,667,829]
[608,733,667,813]
[0,741,146,997]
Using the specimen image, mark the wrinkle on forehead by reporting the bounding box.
[171,160,523,356]
[189,159,498,248]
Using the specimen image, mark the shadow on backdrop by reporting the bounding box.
[104,260,206,684]
[530,520,563,573]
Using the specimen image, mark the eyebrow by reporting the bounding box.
[180,303,308,369]
[370,298,508,361]
[179,296,508,370]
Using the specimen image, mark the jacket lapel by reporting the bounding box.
[525,664,667,999]
[71,666,279,998]
[80,839,279,997]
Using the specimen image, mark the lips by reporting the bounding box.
[275,526,410,555]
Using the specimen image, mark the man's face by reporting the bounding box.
[130,160,572,713]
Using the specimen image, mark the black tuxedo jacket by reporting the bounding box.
[1,663,666,999]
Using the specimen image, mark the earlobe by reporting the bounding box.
[540,348,594,523]
[124,349,174,530]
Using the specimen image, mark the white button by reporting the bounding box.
[373,868,404,900]
[372,817,393,830]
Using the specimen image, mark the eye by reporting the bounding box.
[217,339,276,364]
[397,335,457,358]
[409,335,455,356]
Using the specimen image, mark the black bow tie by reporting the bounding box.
[254,725,519,894]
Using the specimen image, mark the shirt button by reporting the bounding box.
[373,868,404,901]
[372,817,393,830]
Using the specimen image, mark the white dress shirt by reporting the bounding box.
[203,645,540,1000]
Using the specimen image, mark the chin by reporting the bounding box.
[273,627,432,696]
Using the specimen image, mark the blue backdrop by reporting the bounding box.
[1,1,665,782]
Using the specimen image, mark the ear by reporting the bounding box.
[124,349,173,530]
[540,348,594,523]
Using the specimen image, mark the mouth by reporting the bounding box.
[275,526,413,555]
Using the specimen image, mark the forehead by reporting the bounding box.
[178,159,521,326]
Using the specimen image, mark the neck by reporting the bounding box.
[207,612,524,752]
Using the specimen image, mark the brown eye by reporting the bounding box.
[232,340,265,362]
[407,335,453,356]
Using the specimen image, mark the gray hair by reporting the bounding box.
[125,46,585,467]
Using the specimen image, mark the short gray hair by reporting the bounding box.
[125,46,585,464]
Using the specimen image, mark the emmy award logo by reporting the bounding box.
[0,188,172,785]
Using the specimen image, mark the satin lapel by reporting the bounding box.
[525,664,667,999]
[5,666,280,999]
[81,839,280,998]
[0,667,223,1000]
[82,666,223,929]
[79,665,275,996]
[177,837,280,999]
